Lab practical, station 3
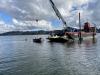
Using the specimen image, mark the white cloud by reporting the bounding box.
[0,20,14,33]
[12,18,52,31]
[0,0,94,20]
[0,0,100,32]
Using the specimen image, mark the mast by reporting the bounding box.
[49,0,67,29]
[79,12,82,41]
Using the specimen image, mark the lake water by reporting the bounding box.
[0,34,100,75]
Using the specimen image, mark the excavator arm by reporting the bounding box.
[49,0,67,28]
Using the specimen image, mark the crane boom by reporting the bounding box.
[49,0,67,28]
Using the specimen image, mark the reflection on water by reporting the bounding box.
[0,35,100,75]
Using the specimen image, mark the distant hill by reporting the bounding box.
[0,27,100,36]
[0,27,77,36]
[0,30,51,36]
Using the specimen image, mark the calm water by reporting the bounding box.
[0,34,100,75]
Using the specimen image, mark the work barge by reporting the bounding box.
[47,0,96,43]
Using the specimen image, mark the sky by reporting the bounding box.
[0,0,99,33]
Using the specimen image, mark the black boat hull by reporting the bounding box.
[33,38,42,43]
[47,37,68,43]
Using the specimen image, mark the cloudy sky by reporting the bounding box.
[0,0,99,33]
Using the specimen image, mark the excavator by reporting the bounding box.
[47,0,74,42]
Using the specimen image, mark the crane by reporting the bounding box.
[49,0,68,29]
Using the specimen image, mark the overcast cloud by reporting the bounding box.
[0,0,99,32]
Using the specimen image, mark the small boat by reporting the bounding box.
[33,38,42,43]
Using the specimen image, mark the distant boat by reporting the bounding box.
[33,38,42,43]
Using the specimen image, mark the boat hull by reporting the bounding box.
[68,32,96,40]
[33,38,42,43]
[47,32,96,42]
[47,37,68,42]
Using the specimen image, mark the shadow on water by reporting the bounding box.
[48,38,97,49]
[82,38,97,45]
[78,37,97,44]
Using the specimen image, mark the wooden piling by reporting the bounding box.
[78,12,83,42]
